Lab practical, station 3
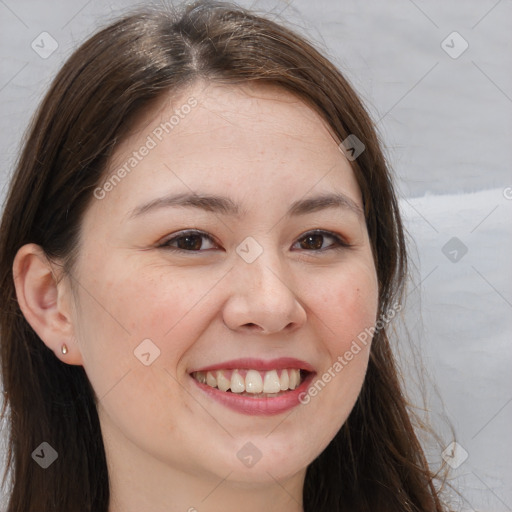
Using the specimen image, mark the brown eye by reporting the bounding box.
[294,230,350,252]
[299,233,324,250]
[161,231,218,252]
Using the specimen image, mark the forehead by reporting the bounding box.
[94,81,363,220]
[115,80,341,161]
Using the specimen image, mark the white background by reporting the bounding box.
[0,1,511,510]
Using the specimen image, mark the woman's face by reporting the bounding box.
[70,81,378,486]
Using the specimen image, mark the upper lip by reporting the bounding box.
[189,357,315,374]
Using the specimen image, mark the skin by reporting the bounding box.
[14,80,379,512]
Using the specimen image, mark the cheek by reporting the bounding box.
[313,259,379,352]
[303,259,377,400]
[72,262,239,474]
[80,262,200,336]
[73,262,222,382]
[73,265,197,438]
[281,259,379,458]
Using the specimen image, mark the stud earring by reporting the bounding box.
[61,344,68,355]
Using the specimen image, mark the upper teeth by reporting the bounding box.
[192,368,302,394]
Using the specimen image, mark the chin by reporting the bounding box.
[203,434,318,484]
[218,459,308,486]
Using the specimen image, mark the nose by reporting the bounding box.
[222,246,307,335]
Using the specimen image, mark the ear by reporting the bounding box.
[12,243,83,366]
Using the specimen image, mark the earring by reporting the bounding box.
[61,344,68,355]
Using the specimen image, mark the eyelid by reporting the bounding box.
[301,228,350,245]
[158,229,218,252]
[158,228,351,254]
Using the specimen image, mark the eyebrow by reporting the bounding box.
[128,191,364,220]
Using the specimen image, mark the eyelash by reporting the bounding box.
[158,229,351,254]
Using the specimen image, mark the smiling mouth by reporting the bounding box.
[190,368,310,398]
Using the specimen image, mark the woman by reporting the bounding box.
[0,1,450,510]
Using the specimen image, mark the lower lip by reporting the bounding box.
[190,372,316,416]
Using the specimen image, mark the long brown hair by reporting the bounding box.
[0,1,448,510]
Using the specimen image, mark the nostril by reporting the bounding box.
[245,323,270,334]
